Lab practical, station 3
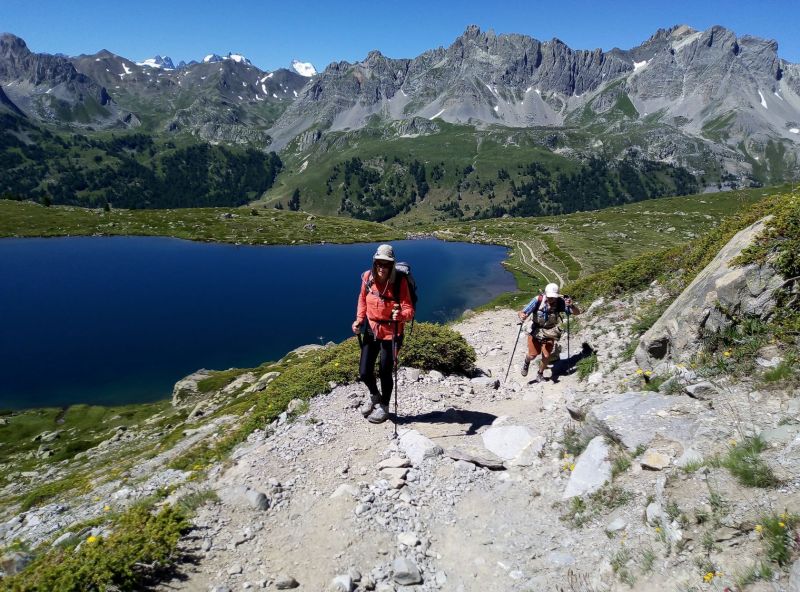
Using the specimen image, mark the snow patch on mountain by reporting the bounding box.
[137,55,175,70]
[292,60,317,77]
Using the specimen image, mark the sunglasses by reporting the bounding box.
[375,260,393,268]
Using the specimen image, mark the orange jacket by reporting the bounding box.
[356,270,415,340]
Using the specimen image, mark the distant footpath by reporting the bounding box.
[0,200,404,246]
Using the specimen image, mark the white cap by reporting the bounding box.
[373,244,395,262]
[544,283,561,298]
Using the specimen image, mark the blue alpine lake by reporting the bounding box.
[0,237,516,409]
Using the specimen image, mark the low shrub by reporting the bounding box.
[721,437,778,488]
[756,511,800,566]
[3,504,189,591]
[400,322,476,375]
[575,353,597,380]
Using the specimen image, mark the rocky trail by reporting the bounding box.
[156,291,800,592]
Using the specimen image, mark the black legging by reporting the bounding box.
[359,331,403,406]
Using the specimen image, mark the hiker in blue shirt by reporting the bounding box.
[517,283,580,382]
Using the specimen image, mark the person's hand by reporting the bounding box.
[391,304,401,321]
[517,310,527,321]
[352,320,362,334]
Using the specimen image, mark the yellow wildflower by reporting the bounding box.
[703,572,714,582]
[723,350,732,357]
[87,536,98,544]
[780,512,788,520]
[569,463,576,471]
[729,439,737,447]
[103,505,111,512]
[755,524,763,533]
[635,369,644,375]
[779,521,786,528]
[334,362,340,367]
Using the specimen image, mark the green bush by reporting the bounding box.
[400,322,476,375]
[3,505,189,591]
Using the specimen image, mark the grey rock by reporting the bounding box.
[329,574,354,592]
[377,456,411,469]
[434,571,448,586]
[789,558,800,592]
[470,377,500,389]
[32,430,61,443]
[227,564,243,575]
[445,446,505,470]
[275,575,300,589]
[563,436,611,499]
[405,368,421,382]
[427,370,444,382]
[685,381,718,400]
[399,429,443,465]
[646,502,664,526]
[245,489,270,511]
[219,485,270,511]
[210,587,232,592]
[640,449,671,470]
[221,372,256,395]
[585,391,704,451]
[760,424,800,446]
[547,551,576,566]
[380,467,409,480]
[0,551,32,575]
[398,531,420,547]
[606,517,628,533]
[675,448,703,468]
[171,369,212,408]
[392,556,422,585]
[481,425,540,461]
[331,484,359,499]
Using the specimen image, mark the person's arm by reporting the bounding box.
[352,273,368,333]
[564,297,580,316]
[518,295,540,320]
[392,276,414,321]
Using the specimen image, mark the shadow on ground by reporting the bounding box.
[396,407,497,436]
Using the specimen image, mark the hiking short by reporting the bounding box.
[527,335,555,362]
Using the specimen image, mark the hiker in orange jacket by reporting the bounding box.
[352,244,415,423]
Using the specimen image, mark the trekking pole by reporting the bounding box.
[566,309,571,359]
[503,321,524,383]
[392,319,399,438]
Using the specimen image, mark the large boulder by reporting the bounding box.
[636,218,783,369]
[585,391,706,452]
[172,369,213,408]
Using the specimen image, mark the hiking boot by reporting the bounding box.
[367,404,390,424]
[531,371,545,383]
[520,358,531,377]
[360,396,380,418]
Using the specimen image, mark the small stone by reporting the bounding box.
[227,564,243,575]
[245,489,270,510]
[434,571,447,586]
[646,502,664,526]
[640,450,670,470]
[377,456,411,469]
[380,467,409,480]
[398,532,420,547]
[392,557,422,585]
[329,574,354,592]
[606,518,627,533]
[275,575,300,589]
[331,484,359,499]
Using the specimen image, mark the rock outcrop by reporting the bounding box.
[636,217,783,370]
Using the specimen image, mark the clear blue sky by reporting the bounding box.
[2,0,798,71]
